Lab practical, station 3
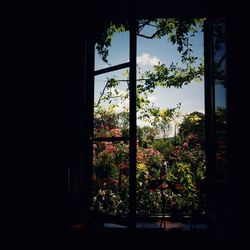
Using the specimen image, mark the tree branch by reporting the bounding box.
[137,28,165,39]
[95,79,149,82]
[95,94,126,108]
[138,20,151,33]
[95,80,109,107]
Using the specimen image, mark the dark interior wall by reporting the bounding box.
[226,16,248,241]
[63,28,85,224]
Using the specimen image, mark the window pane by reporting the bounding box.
[92,141,129,216]
[94,69,129,138]
[136,18,206,218]
[213,19,228,182]
[95,21,129,71]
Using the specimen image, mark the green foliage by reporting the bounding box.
[142,61,204,90]
[166,133,206,212]
[94,18,205,131]
[92,18,207,215]
[215,107,226,125]
[152,139,174,160]
[94,105,130,136]
[95,18,205,65]
[92,109,206,215]
[138,126,159,146]
[151,18,205,64]
[178,111,205,144]
[95,19,128,63]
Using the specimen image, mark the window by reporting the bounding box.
[80,17,228,230]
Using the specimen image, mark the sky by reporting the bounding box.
[94,22,206,136]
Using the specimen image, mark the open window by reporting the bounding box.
[79,17,228,231]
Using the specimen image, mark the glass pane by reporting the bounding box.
[136,18,206,220]
[95,20,129,71]
[92,141,129,216]
[213,19,228,182]
[94,69,130,138]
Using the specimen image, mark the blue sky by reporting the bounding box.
[95,23,206,135]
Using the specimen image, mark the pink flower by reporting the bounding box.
[105,144,116,153]
[183,142,188,148]
[110,128,122,137]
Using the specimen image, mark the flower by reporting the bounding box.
[119,162,129,169]
[160,183,167,190]
[105,144,116,153]
[110,128,122,137]
[105,178,118,186]
[175,183,184,190]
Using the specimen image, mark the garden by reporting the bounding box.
[92,108,207,216]
[91,18,208,217]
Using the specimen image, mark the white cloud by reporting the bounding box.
[137,53,161,66]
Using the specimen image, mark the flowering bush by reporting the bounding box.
[92,121,206,215]
[166,133,206,213]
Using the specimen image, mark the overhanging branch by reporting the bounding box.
[137,28,165,39]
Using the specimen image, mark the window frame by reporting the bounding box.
[79,17,227,230]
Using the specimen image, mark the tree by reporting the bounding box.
[178,111,205,144]
[95,18,205,67]
[152,139,174,160]
[94,105,129,137]
[137,125,159,147]
[94,18,205,129]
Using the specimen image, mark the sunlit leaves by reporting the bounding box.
[95,19,129,63]
[95,18,205,128]
[178,112,205,144]
[142,61,204,90]
[95,18,206,65]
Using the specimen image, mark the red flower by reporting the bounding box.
[104,178,118,186]
[160,174,166,179]
[119,163,129,169]
[175,183,183,190]
[160,183,167,190]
